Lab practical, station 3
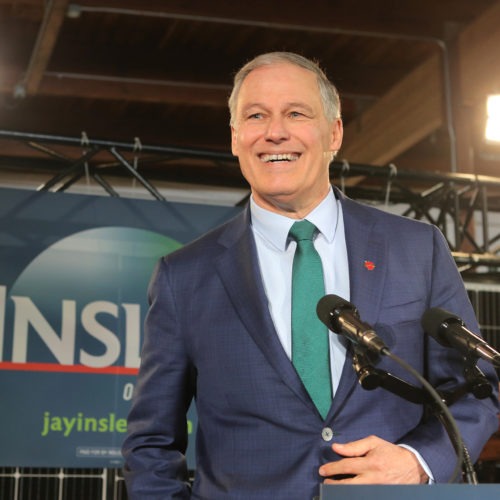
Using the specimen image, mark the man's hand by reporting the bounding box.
[319,435,429,484]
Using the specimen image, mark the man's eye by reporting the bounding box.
[247,113,263,120]
[290,111,304,118]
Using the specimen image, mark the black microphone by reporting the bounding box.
[421,307,500,368]
[316,294,388,355]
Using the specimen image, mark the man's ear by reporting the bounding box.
[330,119,343,152]
[230,126,239,157]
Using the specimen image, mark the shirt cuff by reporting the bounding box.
[398,444,435,484]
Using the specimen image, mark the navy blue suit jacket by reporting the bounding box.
[123,188,499,499]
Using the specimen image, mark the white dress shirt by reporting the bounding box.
[250,188,349,395]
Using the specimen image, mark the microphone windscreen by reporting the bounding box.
[421,307,461,346]
[316,294,349,326]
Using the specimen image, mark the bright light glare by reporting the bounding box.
[485,94,500,142]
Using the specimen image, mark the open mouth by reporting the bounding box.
[259,153,300,163]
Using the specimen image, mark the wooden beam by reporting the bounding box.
[20,0,68,96]
[0,67,231,107]
[458,1,500,105]
[70,0,495,41]
[341,0,500,168]
[340,53,444,165]
[454,1,500,173]
[40,73,231,107]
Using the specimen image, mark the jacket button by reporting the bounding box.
[322,427,333,442]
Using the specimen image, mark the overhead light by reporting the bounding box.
[485,94,500,143]
[66,4,82,19]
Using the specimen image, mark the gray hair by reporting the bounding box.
[228,52,341,126]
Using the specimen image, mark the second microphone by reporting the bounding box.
[316,294,389,355]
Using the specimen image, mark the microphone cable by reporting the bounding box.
[382,348,468,483]
[317,294,470,482]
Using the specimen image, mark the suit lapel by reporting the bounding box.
[215,208,317,413]
[330,191,389,415]
[213,197,391,419]
[342,195,387,326]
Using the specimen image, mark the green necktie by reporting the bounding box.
[289,220,332,419]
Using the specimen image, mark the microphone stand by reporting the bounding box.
[352,347,491,484]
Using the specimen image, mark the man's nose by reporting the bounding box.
[264,116,290,142]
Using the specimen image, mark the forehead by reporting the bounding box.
[237,63,321,108]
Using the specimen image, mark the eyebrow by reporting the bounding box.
[286,102,315,114]
[240,102,315,114]
[240,103,266,113]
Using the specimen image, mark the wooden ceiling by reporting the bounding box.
[1,0,500,191]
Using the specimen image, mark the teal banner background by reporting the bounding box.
[0,187,240,467]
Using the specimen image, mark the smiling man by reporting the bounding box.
[122,52,499,499]
[230,59,343,218]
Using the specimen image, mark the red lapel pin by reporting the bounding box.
[364,260,375,271]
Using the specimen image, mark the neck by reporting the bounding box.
[252,188,330,219]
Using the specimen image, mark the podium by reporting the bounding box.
[320,484,500,500]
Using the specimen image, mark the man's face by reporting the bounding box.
[231,62,343,217]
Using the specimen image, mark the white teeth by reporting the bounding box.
[260,153,299,162]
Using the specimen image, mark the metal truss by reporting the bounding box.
[330,161,500,272]
[0,130,238,200]
[1,129,500,273]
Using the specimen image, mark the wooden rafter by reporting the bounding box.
[340,0,500,169]
[19,0,68,96]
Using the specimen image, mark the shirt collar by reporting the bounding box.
[250,188,339,252]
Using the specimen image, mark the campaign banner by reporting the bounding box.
[0,187,240,468]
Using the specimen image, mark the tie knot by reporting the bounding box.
[289,219,317,242]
